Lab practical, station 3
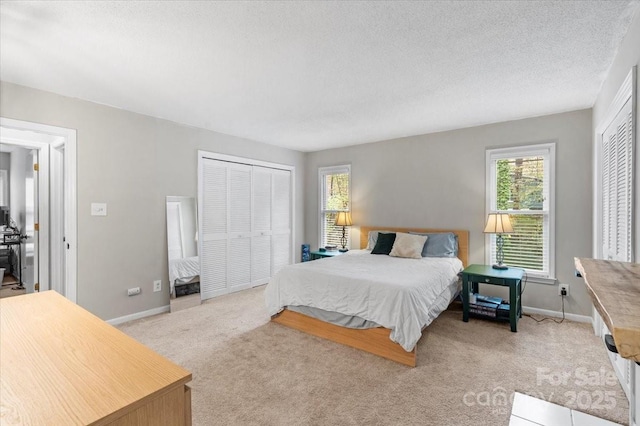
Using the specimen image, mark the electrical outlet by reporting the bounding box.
[127,287,141,296]
[153,280,162,292]
[558,283,569,296]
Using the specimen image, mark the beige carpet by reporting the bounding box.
[118,286,629,426]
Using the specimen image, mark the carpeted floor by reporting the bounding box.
[118,286,629,426]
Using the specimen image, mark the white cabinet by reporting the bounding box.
[199,155,293,301]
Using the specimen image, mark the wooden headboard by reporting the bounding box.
[359,226,470,267]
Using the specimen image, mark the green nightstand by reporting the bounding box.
[309,250,344,261]
[461,264,524,332]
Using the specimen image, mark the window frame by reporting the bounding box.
[318,164,351,249]
[485,143,556,283]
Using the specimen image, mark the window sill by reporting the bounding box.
[524,275,557,285]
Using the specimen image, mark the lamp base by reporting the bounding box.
[339,248,349,252]
[492,264,508,270]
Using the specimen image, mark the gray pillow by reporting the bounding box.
[409,232,458,257]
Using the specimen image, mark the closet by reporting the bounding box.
[198,152,293,301]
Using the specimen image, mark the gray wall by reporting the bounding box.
[592,7,640,261]
[305,109,593,315]
[0,81,305,321]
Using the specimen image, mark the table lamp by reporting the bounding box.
[334,211,353,252]
[483,213,514,270]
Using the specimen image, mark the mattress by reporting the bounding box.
[264,250,463,351]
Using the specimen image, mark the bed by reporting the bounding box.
[265,226,469,367]
[169,256,200,296]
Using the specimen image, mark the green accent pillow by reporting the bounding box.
[371,232,396,255]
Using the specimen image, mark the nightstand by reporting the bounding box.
[461,264,524,332]
[309,250,344,261]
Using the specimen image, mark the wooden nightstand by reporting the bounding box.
[461,264,524,332]
[309,250,344,261]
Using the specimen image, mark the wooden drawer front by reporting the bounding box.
[467,274,506,286]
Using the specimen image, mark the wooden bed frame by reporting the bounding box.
[271,226,469,367]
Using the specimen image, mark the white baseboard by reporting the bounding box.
[522,306,592,323]
[107,305,170,326]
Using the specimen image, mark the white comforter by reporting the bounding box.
[264,250,462,351]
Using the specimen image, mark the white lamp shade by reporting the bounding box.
[334,211,353,226]
[483,213,514,234]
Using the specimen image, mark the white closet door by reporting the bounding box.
[200,160,228,300]
[272,169,291,275]
[252,166,272,285]
[227,164,252,292]
[199,153,294,300]
[602,97,633,262]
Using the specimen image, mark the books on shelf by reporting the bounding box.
[475,294,503,306]
[469,294,509,319]
[469,306,497,317]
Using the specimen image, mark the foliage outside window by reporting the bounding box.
[487,144,555,279]
[319,165,350,248]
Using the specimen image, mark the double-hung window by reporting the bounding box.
[319,165,351,248]
[486,143,555,280]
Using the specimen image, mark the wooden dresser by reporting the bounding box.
[0,291,192,425]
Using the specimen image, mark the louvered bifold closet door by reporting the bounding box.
[200,159,228,301]
[271,169,292,275]
[602,97,633,262]
[228,163,253,292]
[251,166,272,286]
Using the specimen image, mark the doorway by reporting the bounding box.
[0,118,77,302]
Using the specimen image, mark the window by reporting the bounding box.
[319,165,350,248]
[486,143,555,280]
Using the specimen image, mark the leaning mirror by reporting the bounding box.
[166,196,200,312]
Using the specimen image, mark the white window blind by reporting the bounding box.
[602,97,633,262]
[319,165,351,248]
[486,144,555,279]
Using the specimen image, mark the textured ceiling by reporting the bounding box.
[1,1,639,152]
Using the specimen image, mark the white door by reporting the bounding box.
[198,154,294,301]
[271,169,291,275]
[251,166,272,286]
[199,159,228,301]
[601,97,633,262]
[227,163,252,292]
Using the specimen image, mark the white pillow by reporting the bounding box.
[389,233,428,259]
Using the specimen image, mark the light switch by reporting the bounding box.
[91,203,107,216]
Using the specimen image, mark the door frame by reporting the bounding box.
[0,117,77,303]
